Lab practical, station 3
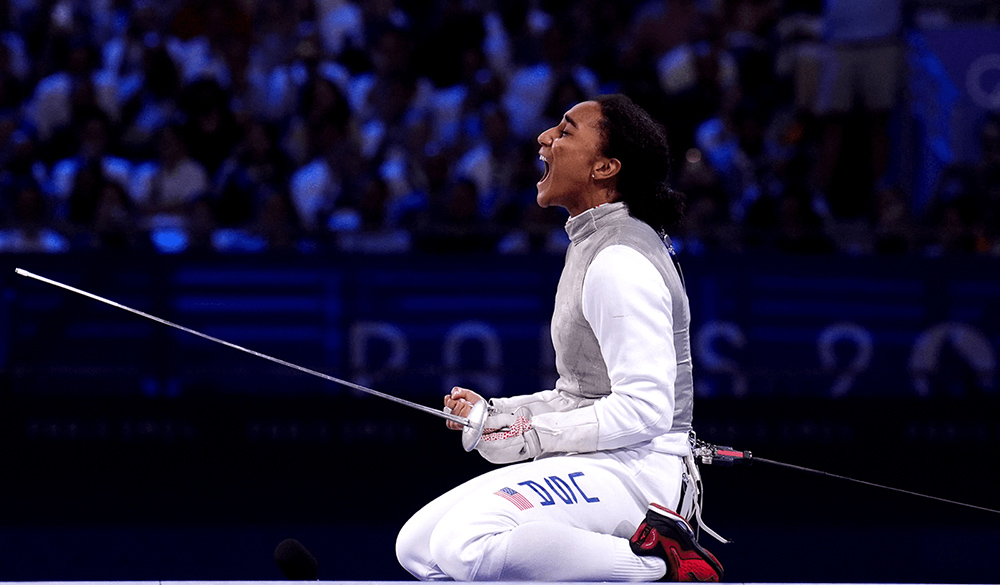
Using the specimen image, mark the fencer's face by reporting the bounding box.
[536,101,606,216]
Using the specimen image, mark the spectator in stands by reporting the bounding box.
[215,119,293,229]
[495,140,574,255]
[92,177,143,251]
[810,0,904,219]
[693,95,769,221]
[177,79,240,177]
[616,0,703,124]
[349,25,417,154]
[316,0,365,59]
[772,0,824,115]
[289,118,364,236]
[47,108,131,219]
[184,196,219,253]
[242,1,313,124]
[130,123,209,249]
[115,40,182,161]
[27,36,119,162]
[283,73,353,167]
[0,122,43,202]
[373,114,433,229]
[454,104,523,224]
[0,0,994,258]
[501,14,600,141]
[335,175,412,253]
[255,189,303,251]
[0,38,27,111]
[657,10,739,158]
[415,0,488,153]
[672,145,736,253]
[413,176,497,253]
[722,0,780,105]
[167,0,253,89]
[633,0,703,59]
[64,158,108,237]
[0,112,15,181]
[0,179,69,252]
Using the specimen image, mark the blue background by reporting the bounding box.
[1,251,998,583]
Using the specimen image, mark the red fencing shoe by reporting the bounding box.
[629,503,724,582]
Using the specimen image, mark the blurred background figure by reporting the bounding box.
[0,0,995,258]
[810,0,903,222]
[0,179,69,252]
[130,123,209,252]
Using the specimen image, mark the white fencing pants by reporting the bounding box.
[396,451,683,581]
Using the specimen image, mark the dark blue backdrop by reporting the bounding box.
[1,251,998,583]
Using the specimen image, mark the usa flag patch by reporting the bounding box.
[494,487,533,510]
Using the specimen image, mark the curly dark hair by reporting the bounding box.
[594,94,685,235]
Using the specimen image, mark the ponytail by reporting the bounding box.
[594,94,686,235]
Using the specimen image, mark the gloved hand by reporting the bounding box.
[444,386,484,430]
[475,406,540,464]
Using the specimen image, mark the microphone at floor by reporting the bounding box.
[274,538,319,580]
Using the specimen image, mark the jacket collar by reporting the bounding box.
[564,201,628,243]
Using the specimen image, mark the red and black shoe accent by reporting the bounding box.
[629,503,724,582]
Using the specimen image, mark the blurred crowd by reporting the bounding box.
[1,0,998,256]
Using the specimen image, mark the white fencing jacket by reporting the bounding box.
[493,202,693,458]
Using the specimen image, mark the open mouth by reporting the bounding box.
[538,155,550,184]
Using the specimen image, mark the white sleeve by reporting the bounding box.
[583,244,676,450]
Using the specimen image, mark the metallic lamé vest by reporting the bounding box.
[551,202,694,433]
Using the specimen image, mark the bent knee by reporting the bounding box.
[428,521,510,581]
[396,515,436,579]
[428,528,477,581]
